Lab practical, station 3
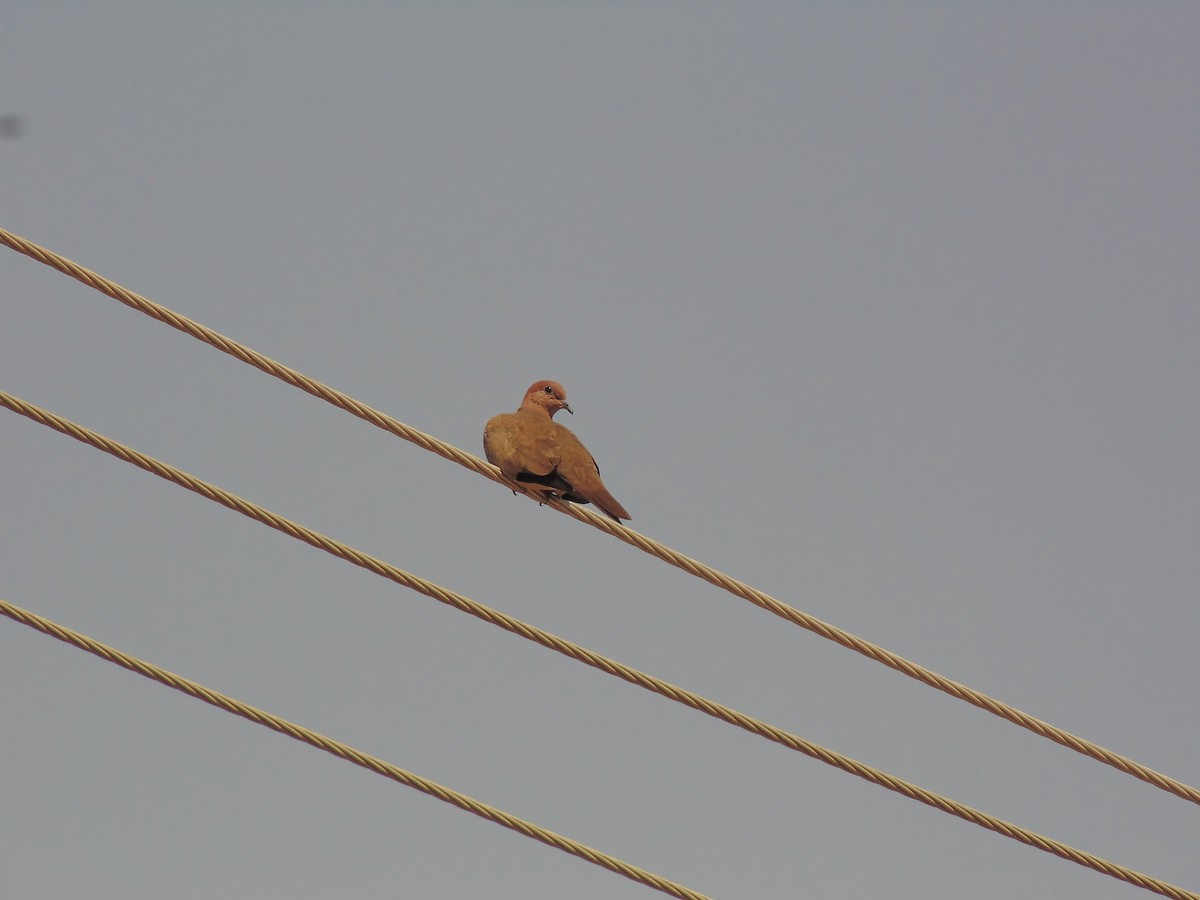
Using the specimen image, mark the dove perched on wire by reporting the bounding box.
[484,380,631,522]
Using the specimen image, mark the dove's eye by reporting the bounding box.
[543,386,554,394]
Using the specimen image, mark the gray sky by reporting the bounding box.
[3,4,1198,898]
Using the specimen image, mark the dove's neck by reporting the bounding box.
[518,402,557,419]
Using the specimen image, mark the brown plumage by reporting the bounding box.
[483,380,631,522]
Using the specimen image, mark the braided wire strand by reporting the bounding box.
[0,596,712,900]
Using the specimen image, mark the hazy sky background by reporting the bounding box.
[3,4,1198,898]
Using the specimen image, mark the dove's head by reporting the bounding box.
[522,380,573,417]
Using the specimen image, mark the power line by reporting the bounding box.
[0,595,713,900]
[2,388,1194,900]
[2,225,1196,812]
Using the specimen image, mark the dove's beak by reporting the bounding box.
[563,402,574,415]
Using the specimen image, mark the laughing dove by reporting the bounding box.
[484,380,631,522]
